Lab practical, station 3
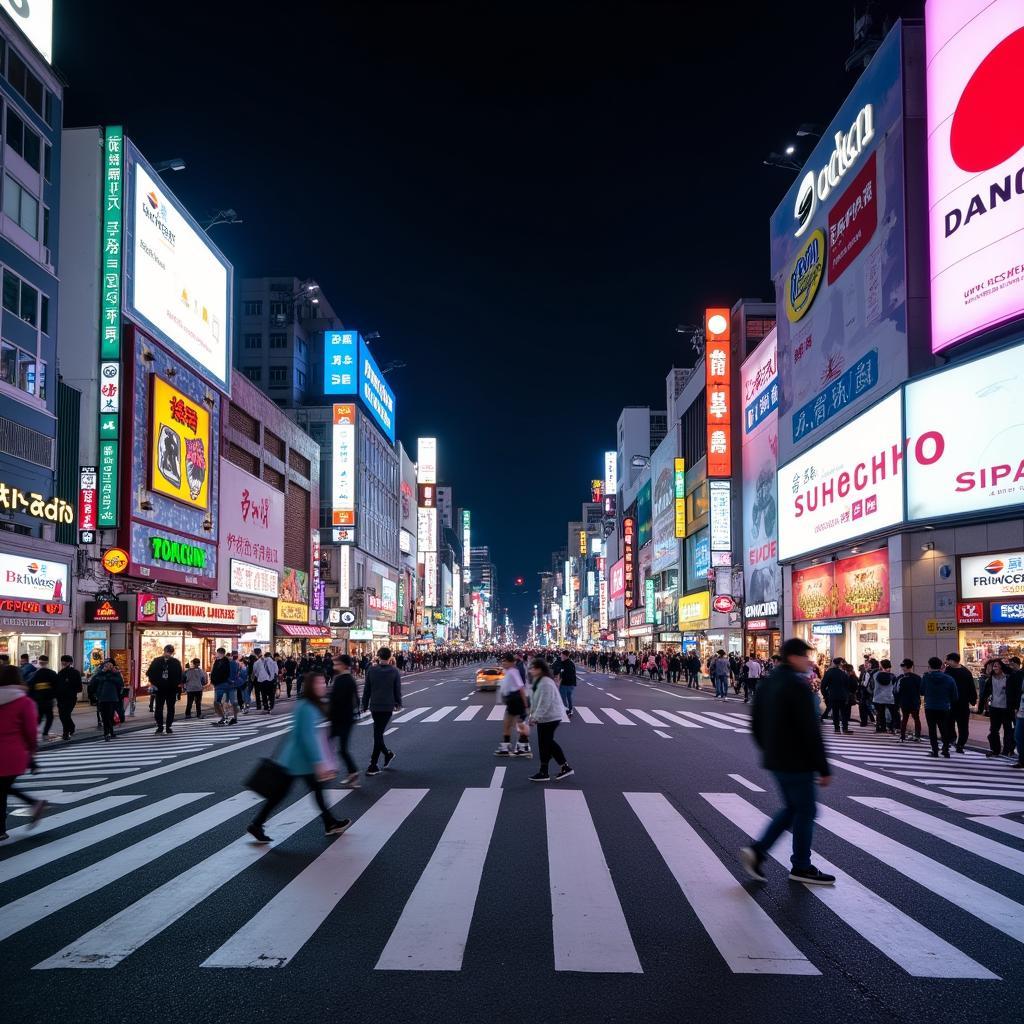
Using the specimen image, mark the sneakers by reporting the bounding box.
[212,719,226,727]
[365,765,382,777]
[789,865,836,885]
[528,771,550,782]
[29,799,48,826]
[344,772,361,787]
[740,846,766,881]
[941,748,951,758]
[165,728,173,735]
[514,743,532,757]
[985,751,1000,758]
[154,726,164,734]
[246,823,271,844]
[553,764,575,782]
[383,750,397,769]
[495,742,511,756]
[227,717,237,726]
[325,818,352,836]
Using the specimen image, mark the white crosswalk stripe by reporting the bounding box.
[600,708,636,725]
[420,706,458,722]
[574,706,603,723]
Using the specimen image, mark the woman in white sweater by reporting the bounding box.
[527,658,574,782]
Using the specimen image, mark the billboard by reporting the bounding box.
[927,1,1024,352]
[771,24,907,462]
[149,375,211,511]
[0,551,67,603]
[609,557,625,600]
[651,435,678,572]
[709,480,731,552]
[127,149,232,391]
[418,438,437,484]
[741,329,780,619]
[359,341,396,444]
[685,528,710,593]
[604,451,617,495]
[219,460,284,572]
[2,0,52,62]
[705,308,732,477]
[230,559,279,599]
[777,390,903,561]
[905,340,1024,522]
[636,480,652,548]
[960,552,1024,600]
[331,404,356,527]
[792,549,890,620]
[323,331,358,394]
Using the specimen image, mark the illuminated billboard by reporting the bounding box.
[323,331,358,394]
[359,341,396,444]
[417,438,437,484]
[149,376,211,511]
[705,308,732,477]
[331,404,356,528]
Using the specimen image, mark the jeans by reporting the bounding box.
[536,721,566,772]
[925,707,953,754]
[832,701,851,732]
[559,684,574,712]
[57,699,76,737]
[99,700,118,737]
[253,774,335,830]
[185,692,203,717]
[988,708,1015,754]
[369,710,393,767]
[713,675,729,697]
[753,770,817,870]
[334,720,357,775]
[242,684,253,707]
[153,690,176,730]
[952,702,971,749]
[900,706,922,740]
[874,704,896,732]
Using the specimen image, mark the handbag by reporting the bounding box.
[245,758,291,800]
[113,709,122,724]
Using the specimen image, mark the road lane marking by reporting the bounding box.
[728,774,765,793]
[0,793,259,943]
[651,710,700,729]
[626,709,667,726]
[34,791,349,970]
[545,790,642,973]
[601,708,635,726]
[202,789,426,968]
[376,788,502,971]
[420,706,458,723]
[654,730,672,739]
[384,728,398,736]
[486,706,506,721]
[390,707,430,723]
[701,793,997,979]
[574,707,602,724]
[455,705,483,721]
[677,711,735,730]
[627,793,816,975]
[0,796,143,845]
[969,816,1024,840]
[604,692,622,701]
[490,768,505,788]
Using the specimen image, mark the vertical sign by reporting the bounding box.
[623,515,636,610]
[674,457,687,538]
[331,404,356,526]
[604,451,617,495]
[98,126,124,527]
[79,466,98,544]
[417,438,437,484]
[645,577,656,624]
[462,509,471,588]
[591,479,603,503]
[705,307,732,477]
[579,529,587,555]
[338,544,350,609]
[709,480,732,551]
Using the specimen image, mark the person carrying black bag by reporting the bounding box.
[146,645,183,734]
[329,654,360,787]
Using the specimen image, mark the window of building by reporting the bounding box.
[269,366,288,385]
[269,301,287,317]
[296,369,306,388]
[296,338,306,356]
[243,300,262,316]
[269,333,287,349]
[243,333,262,349]
[0,338,45,400]
[4,175,38,238]
[6,49,44,117]
[2,268,37,325]
[243,366,262,383]
[42,143,51,183]
[40,294,48,335]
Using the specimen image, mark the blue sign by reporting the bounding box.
[686,529,710,592]
[812,621,844,636]
[324,331,358,395]
[745,379,779,435]
[791,350,878,444]
[358,340,396,444]
[991,602,1024,624]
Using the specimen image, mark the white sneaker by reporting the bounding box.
[495,743,511,756]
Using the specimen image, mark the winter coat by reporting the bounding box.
[529,676,567,724]
[751,665,830,776]
[0,684,37,776]
[871,671,896,704]
[92,669,125,704]
[183,668,208,693]
[361,664,403,712]
[894,672,923,710]
[55,667,83,704]
[922,671,958,711]
[278,699,329,777]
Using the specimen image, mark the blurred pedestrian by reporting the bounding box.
[55,655,82,741]
[527,657,573,782]
[183,658,208,719]
[361,647,402,777]
[945,652,977,753]
[328,654,360,786]
[29,655,58,741]
[0,664,47,840]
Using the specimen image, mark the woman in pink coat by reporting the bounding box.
[0,663,46,841]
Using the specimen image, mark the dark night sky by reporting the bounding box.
[56,1,921,630]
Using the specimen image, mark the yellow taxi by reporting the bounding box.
[475,666,504,692]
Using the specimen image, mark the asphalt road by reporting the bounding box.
[3,662,1022,1024]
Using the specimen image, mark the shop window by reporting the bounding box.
[0,337,43,400]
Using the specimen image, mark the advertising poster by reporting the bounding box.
[905,340,1024,522]
[650,435,678,572]
[960,552,1024,600]
[741,329,780,617]
[149,375,211,511]
[685,528,710,593]
[0,552,68,603]
[770,24,907,463]
[218,459,285,572]
[609,558,625,600]
[792,563,838,621]
[777,391,903,561]
[280,567,309,604]
[637,481,652,549]
[835,548,890,617]
[927,0,1024,352]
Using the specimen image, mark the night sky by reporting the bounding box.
[56,1,922,630]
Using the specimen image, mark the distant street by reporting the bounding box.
[3,664,1022,1024]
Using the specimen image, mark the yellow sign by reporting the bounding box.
[678,590,710,629]
[149,376,211,511]
[277,599,309,623]
[925,619,956,635]
[674,458,687,538]
[101,547,130,574]
[786,228,825,322]
[579,530,587,555]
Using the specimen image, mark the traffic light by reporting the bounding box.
[514,576,525,587]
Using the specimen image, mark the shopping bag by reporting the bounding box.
[245,758,290,800]
[113,709,122,725]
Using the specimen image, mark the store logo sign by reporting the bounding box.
[956,601,985,625]
[786,229,825,322]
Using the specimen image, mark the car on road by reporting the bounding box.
[475,667,504,691]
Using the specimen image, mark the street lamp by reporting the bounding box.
[152,157,186,174]
[202,208,243,231]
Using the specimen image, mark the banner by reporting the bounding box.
[651,434,678,572]
[835,548,890,617]
[149,375,211,510]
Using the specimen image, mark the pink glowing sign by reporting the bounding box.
[927,0,1024,352]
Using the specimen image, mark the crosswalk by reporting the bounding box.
[3,780,1022,979]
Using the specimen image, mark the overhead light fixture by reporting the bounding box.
[785,145,795,155]
[921,541,935,552]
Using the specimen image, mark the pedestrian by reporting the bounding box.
[823,658,852,734]
[894,659,923,741]
[245,670,352,843]
[29,655,58,741]
[92,658,125,740]
[55,655,83,741]
[0,664,47,840]
[284,655,298,699]
[740,637,835,885]
[146,644,183,734]
[743,653,763,703]
[922,656,958,758]
[979,658,1019,758]
[944,652,977,753]
[328,654,361,786]
[183,658,208,719]
[252,648,279,714]
[18,653,36,685]
[711,649,731,701]
[526,657,573,782]
[209,647,237,726]
[857,658,878,728]
[361,647,402,777]
[558,650,577,719]
[871,659,897,734]
[495,652,531,757]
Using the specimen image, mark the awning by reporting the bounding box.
[159,624,252,639]
[276,624,332,638]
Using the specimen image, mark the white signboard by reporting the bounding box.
[417,507,437,553]
[709,480,732,552]
[130,161,230,389]
[338,545,350,608]
[604,451,617,495]
[417,437,437,484]
[906,341,1024,522]
[0,551,68,602]
[960,552,1024,600]
[2,0,52,63]
[229,559,279,599]
[239,607,271,645]
[162,598,251,626]
[424,550,438,606]
[777,390,903,561]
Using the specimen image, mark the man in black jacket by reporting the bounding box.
[823,657,852,734]
[329,654,360,785]
[55,655,83,741]
[146,644,183,734]
[361,647,403,777]
[741,637,835,886]
[945,652,978,753]
[30,655,59,740]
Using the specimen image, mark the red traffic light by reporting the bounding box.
[514,577,525,586]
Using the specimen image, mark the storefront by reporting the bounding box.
[955,550,1024,676]
[389,622,411,650]
[0,549,74,666]
[791,548,891,671]
[743,612,781,662]
[276,623,332,653]
[276,597,313,655]
[678,591,712,663]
